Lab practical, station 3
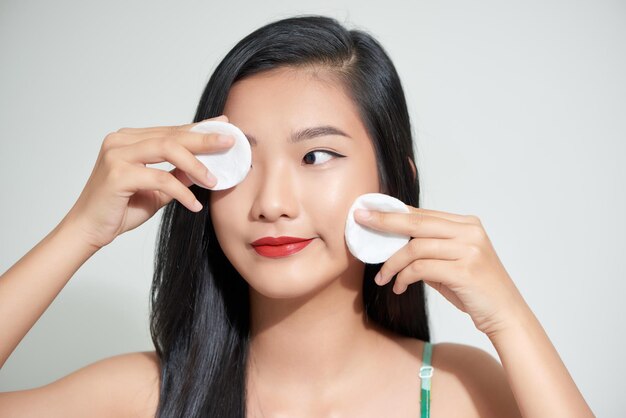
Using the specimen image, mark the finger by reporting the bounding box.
[106,115,231,148]
[167,130,235,155]
[375,238,463,286]
[108,128,234,152]
[123,164,203,212]
[170,167,194,188]
[392,259,458,294]
[405,205,475,224]
[155,168,195,207]
[116,114,229,134]
[119,136,233,187]
[354,210,469,239]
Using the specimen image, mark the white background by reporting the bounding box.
[1,0,624,415]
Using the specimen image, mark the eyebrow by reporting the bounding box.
[244,125,352,146]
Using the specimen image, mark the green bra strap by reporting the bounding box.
[419,341,433,418]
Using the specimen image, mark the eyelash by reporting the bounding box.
[302,149,345,166]
[249,150,345,168]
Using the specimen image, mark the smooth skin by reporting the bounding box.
[210,68,525,417]
[0,115,231,416]
[0,67,594,417]
[353,207,596,417]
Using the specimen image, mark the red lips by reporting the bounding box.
[251,236,310,246]
[251,236,314,257]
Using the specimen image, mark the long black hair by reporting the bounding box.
[149,14,430,417]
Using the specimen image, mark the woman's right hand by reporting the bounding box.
[61,114,234,251]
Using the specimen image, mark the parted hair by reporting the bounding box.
[149,14,430,417]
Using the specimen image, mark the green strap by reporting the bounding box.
[419,341,433,418]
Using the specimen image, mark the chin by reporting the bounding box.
[223,240,358,299]
[243,257,354,301]
[244,269,338,300]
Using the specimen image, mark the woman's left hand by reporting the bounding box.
[354,205,527,338]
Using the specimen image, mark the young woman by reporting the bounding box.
[0,15,594,418]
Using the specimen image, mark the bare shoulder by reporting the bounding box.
[0,351,161,418]
[430,342,521,418]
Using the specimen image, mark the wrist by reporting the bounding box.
[54,215,103,256]
[485,296,536,343]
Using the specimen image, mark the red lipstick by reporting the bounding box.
[251,236,315,258]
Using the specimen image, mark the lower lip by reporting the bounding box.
[252,239,315,258]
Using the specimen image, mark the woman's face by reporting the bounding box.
[210,67,380,298]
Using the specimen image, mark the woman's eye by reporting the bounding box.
[302,150,344,166]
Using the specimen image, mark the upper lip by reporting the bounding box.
[251,236,313,246]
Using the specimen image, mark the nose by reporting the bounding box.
[249,159,299,222]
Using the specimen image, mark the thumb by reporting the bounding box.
[209,114,229,122]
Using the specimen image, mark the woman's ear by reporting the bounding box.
[407,157,416,181]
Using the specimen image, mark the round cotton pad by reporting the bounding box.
[189,120,252,190]
[345,193,411,264]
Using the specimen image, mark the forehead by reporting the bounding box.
[227,66,346,101]
[222,67,364,135]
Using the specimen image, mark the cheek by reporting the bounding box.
[303,165,379,249]
[305,185,346,244]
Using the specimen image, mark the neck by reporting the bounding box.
[246,263,390,399]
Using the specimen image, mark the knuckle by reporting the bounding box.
[465,214,482,225]
[410,212,425,227]
[472,225,485,241]
[155,170,171,186]
[467,243,482,259]
[196,159,209,174]
[116,127,132,133]
[102,132,119,151]
[101,147,119,166]
[159,138,178,155]
[202,133,216,147]
[409,259,423,275]
[407,239,421,258]
[467,224,485,241]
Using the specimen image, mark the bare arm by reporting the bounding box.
[0,351,161,418]
[0,115,231,416]
[354,208,594,417]
[488,300,595,417]
[0,114,230,370]
[0,218,99,369]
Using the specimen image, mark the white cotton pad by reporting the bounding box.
[345,193,411,264]
[189,120,252,190]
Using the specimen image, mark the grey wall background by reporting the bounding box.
[1,0,624,415]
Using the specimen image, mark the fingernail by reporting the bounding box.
[355,209,372,220]
[206,172,217,186]
[375,272,384,285]
[217,134,234,145]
